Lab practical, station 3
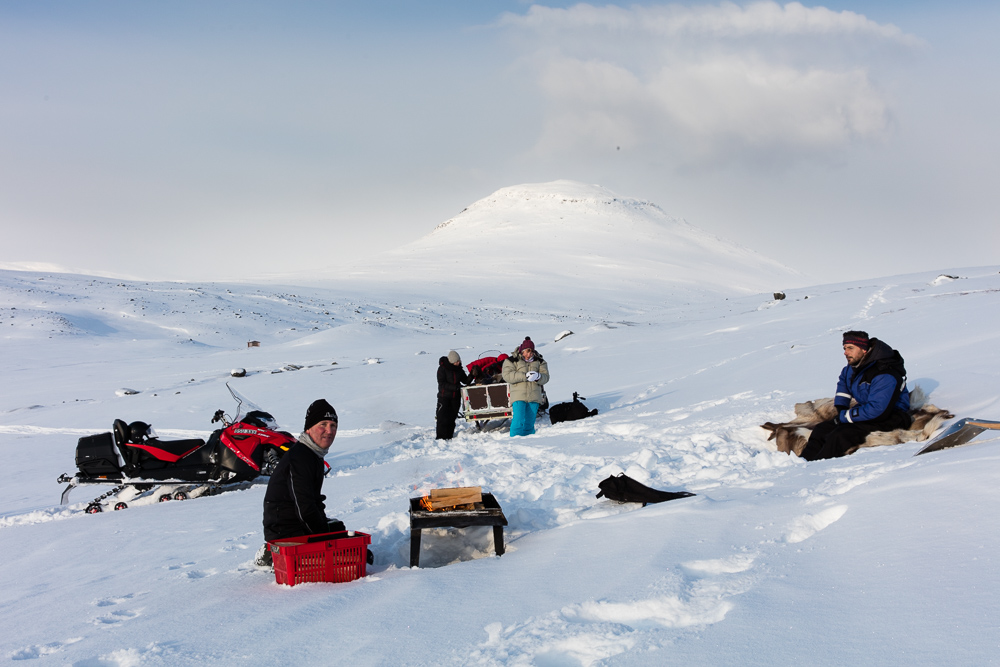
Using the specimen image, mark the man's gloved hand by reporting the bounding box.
[525,371,540,382]
[833,406,848,425]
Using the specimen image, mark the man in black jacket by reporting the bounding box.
[255,399,342,567]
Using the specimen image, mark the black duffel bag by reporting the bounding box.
[549,392,599,425]
[596,473,695,506]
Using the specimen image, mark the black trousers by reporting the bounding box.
[801,410,912,461]
[436,394,461,440]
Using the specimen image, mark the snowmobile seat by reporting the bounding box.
[113,419,129,449]
[135,437,208,462]
[112,419,139,473]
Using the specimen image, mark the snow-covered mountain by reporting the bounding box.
[317,181,805,300]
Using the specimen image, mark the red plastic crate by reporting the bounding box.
[268,531,371,586]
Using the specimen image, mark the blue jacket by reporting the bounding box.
[834,338,909,424]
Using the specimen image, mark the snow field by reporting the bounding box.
[1,265,1000,665]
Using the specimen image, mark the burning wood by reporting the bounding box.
[418,486,483,511]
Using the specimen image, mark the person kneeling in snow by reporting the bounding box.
[502,337,549,437]
[801,331,912,461]
[254,399,344,567]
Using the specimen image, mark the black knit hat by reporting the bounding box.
[304,399,338,431]
[842,331,870,350]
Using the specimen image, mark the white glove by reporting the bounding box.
[525,371,540,382]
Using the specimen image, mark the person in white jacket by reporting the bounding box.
[501,337,549,436]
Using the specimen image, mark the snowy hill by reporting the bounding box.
[310,181,805,300]
[1,265,999,665]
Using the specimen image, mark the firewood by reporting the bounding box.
[424,486,482,510]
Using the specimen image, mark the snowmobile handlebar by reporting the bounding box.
[211,409,233,427]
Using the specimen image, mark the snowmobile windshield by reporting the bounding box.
[244,411,279,430]
[225,384,281,429]
[261,415,278,430]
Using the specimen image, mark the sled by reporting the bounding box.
[461,383,512,422]
[915,418,1000,456]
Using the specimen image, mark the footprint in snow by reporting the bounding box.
[470,554,750,665]
[229,531,257,541]
[94,593,136,607]
[470,594,734,665]
[681,553,756,575]
[783,505,848,543]
[9,637,82,661]
[221,532,254,552]
[184,569,216,579]
[164,561,197,571]
[806,461,913,502]
[92,608,141,627]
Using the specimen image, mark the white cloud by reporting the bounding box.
[501,2,918,165]
[502,1,920,44]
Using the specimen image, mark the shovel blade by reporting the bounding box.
[916,418,1000,455]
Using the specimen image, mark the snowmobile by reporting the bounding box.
[58,393,297,513]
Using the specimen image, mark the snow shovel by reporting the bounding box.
[915,418,1000,456]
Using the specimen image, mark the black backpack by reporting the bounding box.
[549,392,599,425]
[596,473,695,506]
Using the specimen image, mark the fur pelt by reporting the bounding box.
[760,387,954,457]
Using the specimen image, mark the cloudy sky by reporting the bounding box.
[1,1,997,283]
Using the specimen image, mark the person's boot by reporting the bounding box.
[254,543,273,568]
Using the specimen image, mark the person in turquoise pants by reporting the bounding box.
[501,337,550,437]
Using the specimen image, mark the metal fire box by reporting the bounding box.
[408,493,508,567]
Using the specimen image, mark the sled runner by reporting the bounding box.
[59,389,297,512]
[915,418,1000,455]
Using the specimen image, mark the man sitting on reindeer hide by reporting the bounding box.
[801,331,912,461]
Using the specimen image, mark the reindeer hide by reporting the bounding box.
[760,387,953,457]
